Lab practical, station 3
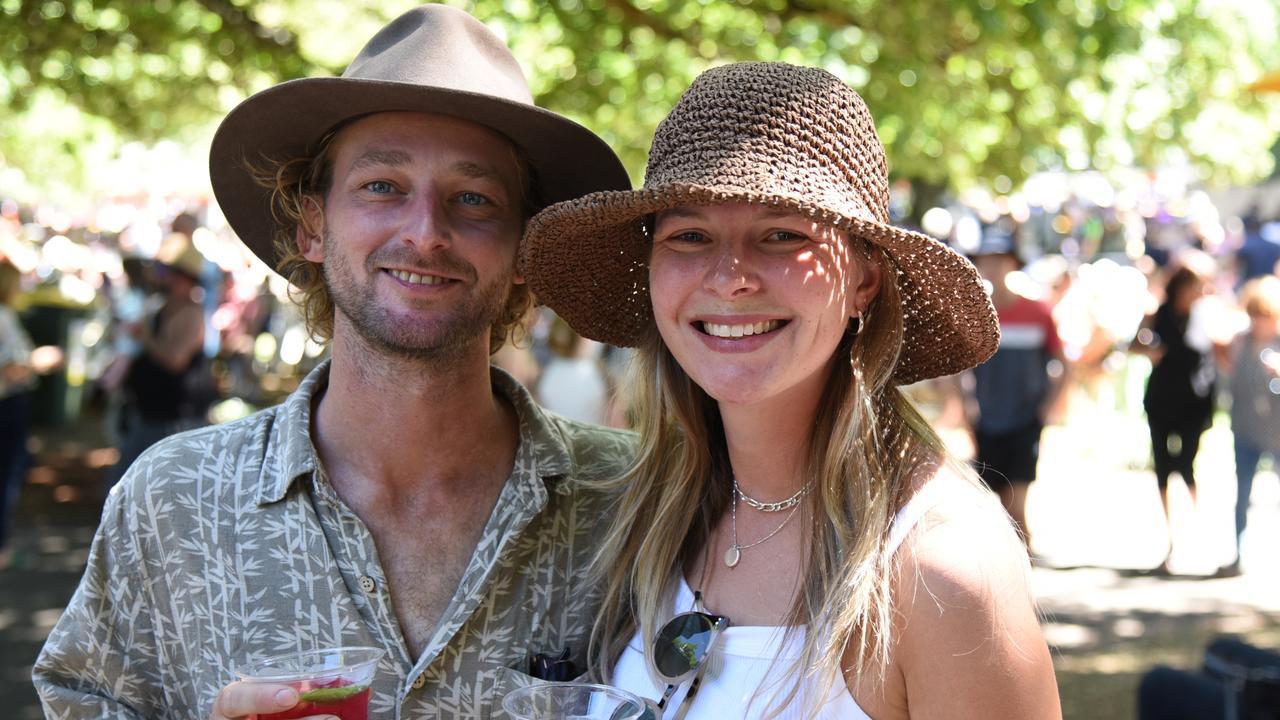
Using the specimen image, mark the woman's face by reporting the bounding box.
[649,203,881,408]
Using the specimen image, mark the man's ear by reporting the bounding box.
[296,196,325,263]
[511,224,527,286]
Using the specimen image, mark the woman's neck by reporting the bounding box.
[718,374,827,501]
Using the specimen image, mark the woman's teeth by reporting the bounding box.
[390,270,446,285]
[701,320,782,338]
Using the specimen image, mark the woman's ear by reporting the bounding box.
[848,245,883,319]
[296,196,325,263]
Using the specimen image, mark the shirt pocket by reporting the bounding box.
[487,664,592,718]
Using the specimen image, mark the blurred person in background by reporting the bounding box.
[1236,211,1280,286]
[1214,275,1280,578]
[0,259,36,569]
[966,227,1067,551]
[534,314,609,425]
[111,233,208,485]
[1131,251,1217,573]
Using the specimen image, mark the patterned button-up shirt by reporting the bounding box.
[34,361,636,719]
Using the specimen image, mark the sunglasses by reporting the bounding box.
[635,595,730,720]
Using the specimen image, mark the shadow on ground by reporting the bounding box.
[1,424,112,720]
[1048,603,1280,719]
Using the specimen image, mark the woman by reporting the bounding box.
[1132,255,1216,572]
[1216,275,1280,577]
[522,63,1060,718]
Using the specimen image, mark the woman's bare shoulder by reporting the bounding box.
[887,462,1062,719]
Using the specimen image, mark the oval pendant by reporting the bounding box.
[724,545,741,568]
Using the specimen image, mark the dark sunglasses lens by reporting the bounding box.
[654,613,716,678]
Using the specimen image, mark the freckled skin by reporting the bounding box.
[648,202,878,409]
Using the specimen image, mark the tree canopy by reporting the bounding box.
[2,0,1277,203]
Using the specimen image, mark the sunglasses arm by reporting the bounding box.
[670,662,709,720]
[655,682,679,711]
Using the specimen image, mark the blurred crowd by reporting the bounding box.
[0,167,1278,574]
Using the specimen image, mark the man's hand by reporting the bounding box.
[209,681,335,720]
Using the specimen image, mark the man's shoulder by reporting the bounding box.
[116,404,288,494]
[540,412,637,481]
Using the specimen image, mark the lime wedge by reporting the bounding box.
[299,684,367,703]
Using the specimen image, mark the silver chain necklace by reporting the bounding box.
[724,482,804,568]
[733,476,813,513]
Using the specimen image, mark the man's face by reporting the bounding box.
[300,112,525,362]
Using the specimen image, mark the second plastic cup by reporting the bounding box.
[236,646,383,720]
[502,682,646,720]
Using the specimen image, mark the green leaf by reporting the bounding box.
[299,684,367,703]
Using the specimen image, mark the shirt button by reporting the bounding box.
[411,673,427,690]
[359,575,377,594]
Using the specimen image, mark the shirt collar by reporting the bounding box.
[258,360,328,505]
[257,360,575,505]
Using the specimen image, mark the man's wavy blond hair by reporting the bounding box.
[244,122,536,353]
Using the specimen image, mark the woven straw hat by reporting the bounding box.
[210,4,629,271]
[521,62,998,384]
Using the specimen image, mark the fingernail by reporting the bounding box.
[275,687,298,706]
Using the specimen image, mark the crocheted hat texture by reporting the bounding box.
[520,61,999,384]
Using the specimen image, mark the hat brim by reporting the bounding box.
[521,183,1000,385]
[210,77,631,270]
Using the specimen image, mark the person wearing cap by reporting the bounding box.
[34,6,631,719]
[965,226,1066,553]
[112,231,210,484]
[523,62,1060,718]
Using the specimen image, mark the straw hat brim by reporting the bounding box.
[521,183,1000,385]
[210,76,632,271]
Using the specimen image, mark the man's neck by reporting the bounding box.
[313,329,518,499]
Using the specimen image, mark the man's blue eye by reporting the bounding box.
[366,181,394,194]
[672,232,705,243]
[459,192,487,206]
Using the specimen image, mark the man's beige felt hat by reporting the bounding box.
[210,4,630,270]
[520,62,999,385]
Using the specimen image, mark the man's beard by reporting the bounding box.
[322,233,512,363]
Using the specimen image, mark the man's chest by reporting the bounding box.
[373,517,486,658]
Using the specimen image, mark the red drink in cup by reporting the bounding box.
[237,647,383,720]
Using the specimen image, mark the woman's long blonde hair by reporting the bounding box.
[588,243,951,715]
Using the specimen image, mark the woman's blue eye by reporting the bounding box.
[458,192,488,206]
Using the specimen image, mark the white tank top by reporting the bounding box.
[610,490,940,719]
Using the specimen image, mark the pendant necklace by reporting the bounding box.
[724,477,810,568]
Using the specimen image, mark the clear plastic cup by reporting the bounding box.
[502,682,647,720]
[236,646,383,720]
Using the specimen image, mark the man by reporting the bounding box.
[965,225,1066,552]
[34,6,632,719]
